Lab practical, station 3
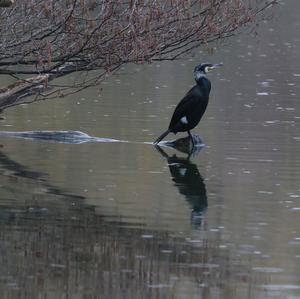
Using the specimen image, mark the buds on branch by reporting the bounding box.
[0,0,276,108]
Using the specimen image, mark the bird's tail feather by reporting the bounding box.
[153,129,171,145]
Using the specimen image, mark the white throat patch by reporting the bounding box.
[194,71,206,81]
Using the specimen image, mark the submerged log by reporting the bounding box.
[0,64,78,112]
[0,75,49,110]
[0,130,93,144]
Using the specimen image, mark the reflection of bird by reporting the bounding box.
[154,63,222,146]
[156,146,207,228]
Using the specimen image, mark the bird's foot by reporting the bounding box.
[192,134,203,146]
[159,135,203,156]
[189,134,203,147]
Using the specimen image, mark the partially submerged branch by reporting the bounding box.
[0,75,49,109]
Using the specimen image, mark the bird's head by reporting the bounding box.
[193,63,223,81]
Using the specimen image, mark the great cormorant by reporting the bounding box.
[154,63,222,146]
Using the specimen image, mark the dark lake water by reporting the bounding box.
[1,1,300,298]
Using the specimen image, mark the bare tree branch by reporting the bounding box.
[0,0,277,111]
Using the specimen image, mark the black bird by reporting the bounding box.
[154,63,222,146]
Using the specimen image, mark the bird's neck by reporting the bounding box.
[195,75,211,94]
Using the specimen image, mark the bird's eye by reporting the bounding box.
[205,66,211,73]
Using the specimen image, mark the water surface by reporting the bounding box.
[0,1,300,298]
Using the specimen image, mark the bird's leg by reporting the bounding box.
[188,130,195,148]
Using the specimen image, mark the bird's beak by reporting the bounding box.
[211,63,223,69]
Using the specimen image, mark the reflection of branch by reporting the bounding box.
[0,148,84,200]
[0,150,46,180]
